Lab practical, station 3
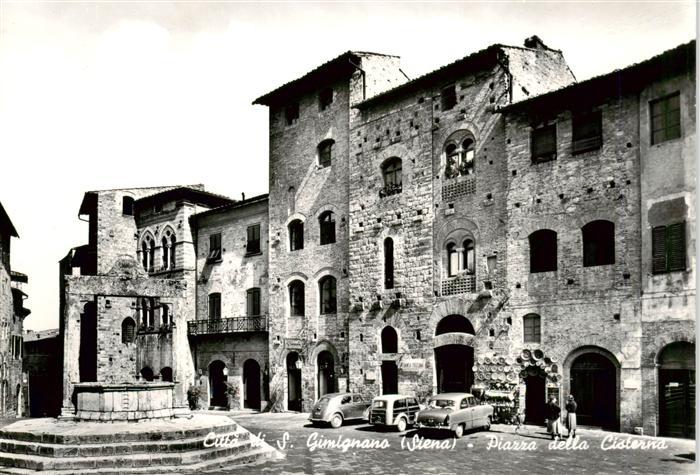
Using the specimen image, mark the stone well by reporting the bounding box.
[73,382,179,422]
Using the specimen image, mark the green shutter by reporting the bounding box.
[652,226,667,273]
[667,222,686,271]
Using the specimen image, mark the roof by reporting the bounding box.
[10,271,28,283]
[497,39,696,113]
[78,185,205,215]
[355,44,504,110]
[135,187,235,211]
[0,202,18,238]
[253,51,397,106]
[192,193,269,221]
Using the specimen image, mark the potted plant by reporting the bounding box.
[225,382,240,410]
[187,385,203,410]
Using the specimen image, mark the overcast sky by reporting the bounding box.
[0,1,695,330]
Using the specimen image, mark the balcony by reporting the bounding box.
[441,274,476,296]
[187,315,268,335]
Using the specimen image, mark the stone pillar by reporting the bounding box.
[59,293,84,419]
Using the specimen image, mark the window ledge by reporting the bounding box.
[651,136,683,148]
[244,251,263,258]
[206,258,222,264]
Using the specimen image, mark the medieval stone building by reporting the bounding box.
[0,202,30,417]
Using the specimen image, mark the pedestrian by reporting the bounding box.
[565,395,577,438]
[545,396,561,440]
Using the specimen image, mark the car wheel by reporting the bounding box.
[396,417,407,432]
[484,416,492,431]
[454,424,464,439]
[330,413,343,429]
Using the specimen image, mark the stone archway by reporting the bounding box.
[208,360,227,408]
[566,348,619,429]
[658,342,695,438]
[243,359,261,410]
[433,315,475,394]
[317,351,335,398]
[286,352,302,412]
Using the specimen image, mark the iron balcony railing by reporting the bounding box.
[187,315,268,335]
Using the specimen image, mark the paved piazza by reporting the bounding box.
[198,412,697,475]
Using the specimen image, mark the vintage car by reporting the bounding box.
[416,393,493,438]
[368,395,422,432]
[309,392,370,428]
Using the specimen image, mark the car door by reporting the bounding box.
[351,394,366,419]
[407,397,419,424]
[339,395,353,418]
[460,397,472,429]
[468,396,481,425]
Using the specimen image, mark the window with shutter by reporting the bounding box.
[652,222,686,273]
[531,125,557,163]
[246,288,261,316]
[523,314,541,343]
[652,226,667,273]
[246,224,261,255]
[651,93,681,145]
[572,111,602,154]
[207,233,222,262]
[208,293,221,320]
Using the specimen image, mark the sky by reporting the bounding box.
[0,1,695,331]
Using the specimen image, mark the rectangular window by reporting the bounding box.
[208,293,221,320]
[319,88,333,111]
[651,92,681,145]
[441,84,457,111]
[652,222,686,273]
[246,224,261,255]
[246,288,261,316]
[207,233,222,262]
[285,103,299,126]
[572,110,602,154]
[122,197,134,216]
[531,124,557,163]
[523,318,541,343]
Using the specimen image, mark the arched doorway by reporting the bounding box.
[79,302,97,382]
[381,326,398,353]
[243,359,261,410]
[208,360,227,407]
[286,352,302,412]
[658,342,695,438]
[381,361,398,394]
[317,351,335,397]
[434,315,474,393]
[435,314,475,335]
[570,352,616,428]
[524,367,546,424]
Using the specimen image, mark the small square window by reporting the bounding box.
[650,92,681,145]
[319,88,333,111]
[441,84,457,111]
[531,124,557,163]
[285,103,299,126]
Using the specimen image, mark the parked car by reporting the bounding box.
[309,392,370,428]
[368,395,422,432]
[416,393,493,438]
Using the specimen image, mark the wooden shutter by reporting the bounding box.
[652,226,667,273]
[667,222,686,271]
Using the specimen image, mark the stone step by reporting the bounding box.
[0,436,261,471]
[0,422,239,445]
[0,427,250,458]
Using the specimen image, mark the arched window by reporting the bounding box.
[122,196,134,216]
[121,318,135,344]
[289,220,304,251]
[523,314,541,343]
[445,135,475,179]
[139,298,155,327]
[445,237,475,277]
[447,243,458,277]
[169,234,176,269]
[529,229,558,273]
[582,220,615,267]
[319,211,336,245]
[160,367,173,382]
[140,367,154,382]
[384,237,394,289]
[161,236,169,270]
[141,241,149,270]
[208,293,221,320]
[161,304,170,326]
[380,158,402,197]
[319,276,337,314]
[318,139,335,168]
[140,234,155,272]
[435,314,475,335]
[289,281,305,316]
[463,239,475,274]
[381,326,398,353]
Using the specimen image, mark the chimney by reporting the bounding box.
[524,35,549,51]
[241,192,246,201]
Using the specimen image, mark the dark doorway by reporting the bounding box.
[79,302,97,382]
[381,326,398,353]
[659,342,695,438]
[208,360,227,407]
[160,367,173,382]
[317,351,335,397]
[524,369,546,424]
[435,315,475,335]
[243,359,261,410]
[381,361,398,394]
[287,352,302,412]
[435,344,474,393]
[570,352,616,429]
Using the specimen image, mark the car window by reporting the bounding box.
[373,400,387,408]
[341,396,351,405]
[468,397,477,406]
[353,395,364,403]
[429,399,456,408]
[460,398,469,409]
[395,399,406,409]
[408,398,418,406]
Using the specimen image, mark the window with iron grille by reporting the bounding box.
[380,158,402,197]
[246,224,261,255]
[319,211,336,245]
[208,293,221,320]
[582,220,615,267]
[319,276,337,314]
[572,110,602,154]
[529,229,557,273]
[289,220,304,251]
[289,281,305,316]
[318,139,334,168]
[122,318,136,344]
[319,88,333,111]
[523,314,541,343]
[441,84,457,111]
[207,233,222,262]
[531,124,557,163]
[285,103,299,126]
[652,222,686,273]
[650,92,681,145]
[246,288,261,316]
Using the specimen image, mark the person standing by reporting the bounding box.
[545,396,561,440]
[565,395,578,438]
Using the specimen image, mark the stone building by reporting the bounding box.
[23,328,61,417]
[0,202,30,417]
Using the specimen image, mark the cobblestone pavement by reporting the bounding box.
[211,412,695,475]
